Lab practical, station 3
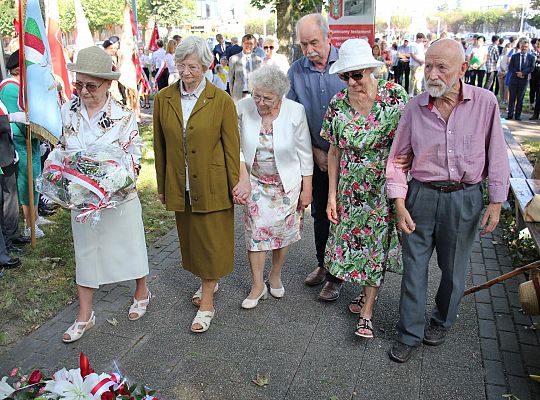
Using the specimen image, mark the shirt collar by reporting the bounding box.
[180,78,206,98]
[422,79,468,111]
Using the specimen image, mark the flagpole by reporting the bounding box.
[19,0,36,249]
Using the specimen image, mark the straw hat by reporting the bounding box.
[67,46,120,80]
[518,275,540,315]
[329,38,384,75]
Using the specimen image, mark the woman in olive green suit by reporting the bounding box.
[153,36,241,333]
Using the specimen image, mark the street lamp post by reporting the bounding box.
[430,16,441,38]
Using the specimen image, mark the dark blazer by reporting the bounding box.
[508,52,536,85]
[153,79,240,213]
[225,44,242,60]
[212,43,230,62]
[0,114,15,168]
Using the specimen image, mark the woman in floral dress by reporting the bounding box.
[323,39,408,338]
[234,65,313,309]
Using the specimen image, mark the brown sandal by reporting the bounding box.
[348,294,365,314]
[355,317,374,338]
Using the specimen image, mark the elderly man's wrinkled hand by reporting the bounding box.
[313,148,328,172]
[396,205,416,234]
[480,203,502,235]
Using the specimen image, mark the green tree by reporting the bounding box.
[58,0,75,32]
[483,9,506,33]
[0,0,15,37]
[438,11,464,34]
[149,0,196,28]
[462,10,485,32]
[390,15,411,36]
[527,0,540,28]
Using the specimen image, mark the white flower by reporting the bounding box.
[0,377,14,400]
[98,167,130,193]
[68,183,90,206]
[48,368,95,400]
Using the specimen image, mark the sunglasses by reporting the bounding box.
[337,70,365,82]
[264,46,274,50]
[74,81,105,93]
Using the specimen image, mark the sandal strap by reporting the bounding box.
[192,310,215,329]
[350,294,365,307]
[356,317,373,332]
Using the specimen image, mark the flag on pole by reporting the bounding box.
[21,0,62,144]
[148,23,159,52]
[119,2,139,113]
[45,0,71,100]
[73,0,93,54]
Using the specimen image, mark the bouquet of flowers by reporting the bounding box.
[37,144,136,224]
[0,353,159,400]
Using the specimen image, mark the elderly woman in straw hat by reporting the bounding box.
[153,36,240,333]
[59,46,150,343]
[322,38,408,338]
[261,37,289,73]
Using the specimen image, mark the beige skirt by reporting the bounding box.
[175,197,234,280]
[71,195,149,289]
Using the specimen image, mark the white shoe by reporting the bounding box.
[241,285,268,309]
[269,286,285,298]
[23,225,45,238]
[36,216,55,225]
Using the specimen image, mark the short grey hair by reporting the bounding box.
[248,64,290,98]
[174,36,213,69]
[296,13,329,39]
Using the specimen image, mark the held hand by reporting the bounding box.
[232,179,251,205]
[393,153,413,173]
[158,193,165,204]
[313,148,328,172]
[326,195,339,224]
[396,205,416,234]
[480,203,502,235]
[297,189,313,211]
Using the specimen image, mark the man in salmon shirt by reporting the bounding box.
[385,38,510,363]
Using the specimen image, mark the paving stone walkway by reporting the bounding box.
[0,205,539,399]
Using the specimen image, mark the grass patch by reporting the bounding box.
[520,140,540,165]
[0,124,175,348]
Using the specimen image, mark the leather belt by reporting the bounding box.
[423,181,467,193]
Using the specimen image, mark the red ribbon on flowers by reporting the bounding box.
[79,352,94,378]
[75,199,117,224]
[120,130,139,152]
[90,377,116,397]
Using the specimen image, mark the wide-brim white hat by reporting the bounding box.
[329,38,384,75]
[67,46,121,80]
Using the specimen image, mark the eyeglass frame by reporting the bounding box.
[73,80,106,93]
[337,69,366,82]
[252,93,277,105]
[263,46,275,50]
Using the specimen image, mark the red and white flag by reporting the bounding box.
[119,2,139,113]
[45,0,71,100]
[148,23,159,52]
[73,0,93,54]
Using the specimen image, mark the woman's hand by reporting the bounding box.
[393,153,413,173]
[158,193,166,204]
[232,179,251,205]
[326,194,339,224]
[297,188,313,211]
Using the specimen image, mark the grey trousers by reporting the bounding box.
[0,163,19,246]
[397,179,483,346]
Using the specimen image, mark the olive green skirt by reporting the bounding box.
[175,196,234,280]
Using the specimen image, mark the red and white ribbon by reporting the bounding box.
[75,199,117,223]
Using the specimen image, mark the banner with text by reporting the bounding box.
[328,0,375,47]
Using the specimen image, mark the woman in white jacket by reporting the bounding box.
[233,64,313,309]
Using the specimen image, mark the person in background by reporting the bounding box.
[213,34,229,63]
[225,37,243,60]
[103,36,126,104]
[253,36,266,59]
[529,38,540,118]
[468,35,487,87]
[507,38,535,121]
[173,35,182,45]
[381,41,393,81]
[212,64,228,91]
[409,33,426,96]
[60,46,150,343]
[152,40,168,90]
[165,40,179,85]
[396,39,411,92]
[234,65,313,309]
[153,36,240,333]
[371,43,387,80]
[229,34,263,102]
[484,35,500,92]
[497,42,512,109]
[386,38,509,363]
[287,13,346,300]
[262,37,289,73]
[139,46,152,109]
[0,51,44,239]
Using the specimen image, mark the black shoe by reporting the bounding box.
[506,114,513,120]
[389,342,416,363]
[530,114,539,120]
[423,324,447,346]
[0,257,21,270]
[11,236,30,246]
[515,116,522,121]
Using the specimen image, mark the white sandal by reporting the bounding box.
[190,310,215,333]
[191,283,219,306]
[62,312,96,343]
[128,291,152,321]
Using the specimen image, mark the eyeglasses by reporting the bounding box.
[252,94,276,105]
[337,70,365,82]
[264,46,274,50]
[176,63,201,73]
[74,80,105,93]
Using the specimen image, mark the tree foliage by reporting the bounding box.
[436,7,522,34]
[0,0,16,37]
[148,0,196,28]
